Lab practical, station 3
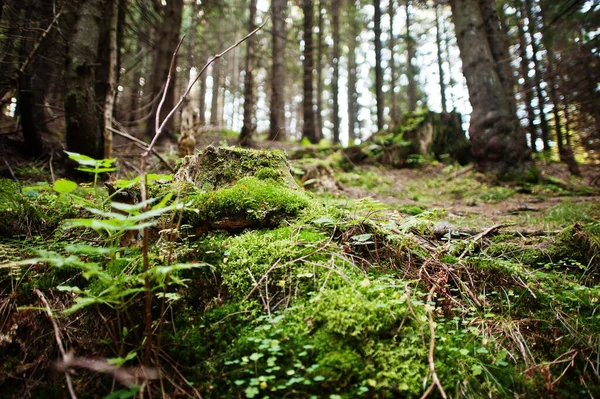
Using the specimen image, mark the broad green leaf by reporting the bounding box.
[53,179,77,194]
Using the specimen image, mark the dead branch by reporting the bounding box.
[420,286,448,399]
[108,126,174,172]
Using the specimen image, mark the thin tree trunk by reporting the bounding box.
[389,0,399,126]
[373,0,384,130]
[406,1,417,112]
[450,0,531,175]
[347,2,359,144]
[239,0,257,146]
[302,0,318,143]
[65,0,106,159]
[331,0,340,144]
[435,1,447,113]
[269,0,286,140]
[523,0,550,153]
[103,0,119,158]
[315,0,324,141]
[515,12,538,152]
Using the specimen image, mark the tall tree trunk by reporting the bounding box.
[144,0,183,138]
[269,0,286,140]
[435,1,447,113]
[103,0,119,158]
[18,0,53,156]
[523,0,550,153]
[347,2,359,144]
[406,1,417,112]
[450,0,531,175]
[515,11,538,152]
[239,0,257,146]
[331,0,340,144]
[479,0,516,114]
[373,0,384,130]
[389,0,399,126]
[315,0,324,141]
[65,0,106,159]
[302,0,319,143]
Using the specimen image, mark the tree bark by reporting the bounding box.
[65,0,106,160]
[103,0,119,158]
[315,0,324,141]
[144,0,183,138]
[389,0,399,126]
[347,2,359,144]
[373,0,384,130]
[269,0,287,141]
[435,1,447,113]
[239,0,257,146]
[302,0,319,143]
[450,0,531,175]
[479,0,516,115]
[331,0,340,144]
[406,1,417,112]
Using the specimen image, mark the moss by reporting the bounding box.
[183,176,313,230]
[218,279,502,398]
[221,225,359,300]
[174,146,297,190]
[0,179,80,238]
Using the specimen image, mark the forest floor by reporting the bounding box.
[1,134,600,398]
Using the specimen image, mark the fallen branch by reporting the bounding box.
[458,224,509,260]
[420,286,448,399]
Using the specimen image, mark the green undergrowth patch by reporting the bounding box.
[0,178,87,237]
[192,278,508,398]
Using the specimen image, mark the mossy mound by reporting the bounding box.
[344,111,471,168]
[485,223,600,281]
[174,146,297,190]
[182,176,314,232]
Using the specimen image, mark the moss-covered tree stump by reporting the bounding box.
[174,146,313,233]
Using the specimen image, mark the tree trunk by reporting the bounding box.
[389,0,399,126]
[239,0,257,146]
[450,0,531,175]
[144,0,183,139]
[347,2,359,144]
[331,0,340,144]
[103,0,119,158]
[210,63,222,128]
[435,1,447,113]
[18,0,53,156]
[315,0,324,141]
[65,0,106,160]
[406,1,417,112]
[302,0,319,143]
[373,0,384,130]
[479,0,516,115]
[269,0,287,141]
[515,11,538,152]
[523,0,550,153]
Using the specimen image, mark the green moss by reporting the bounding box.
[0,179,79,237]
[217,279,502,398]
[183,176,312,229]
[174,146,297,190]
[221,225,359,300]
